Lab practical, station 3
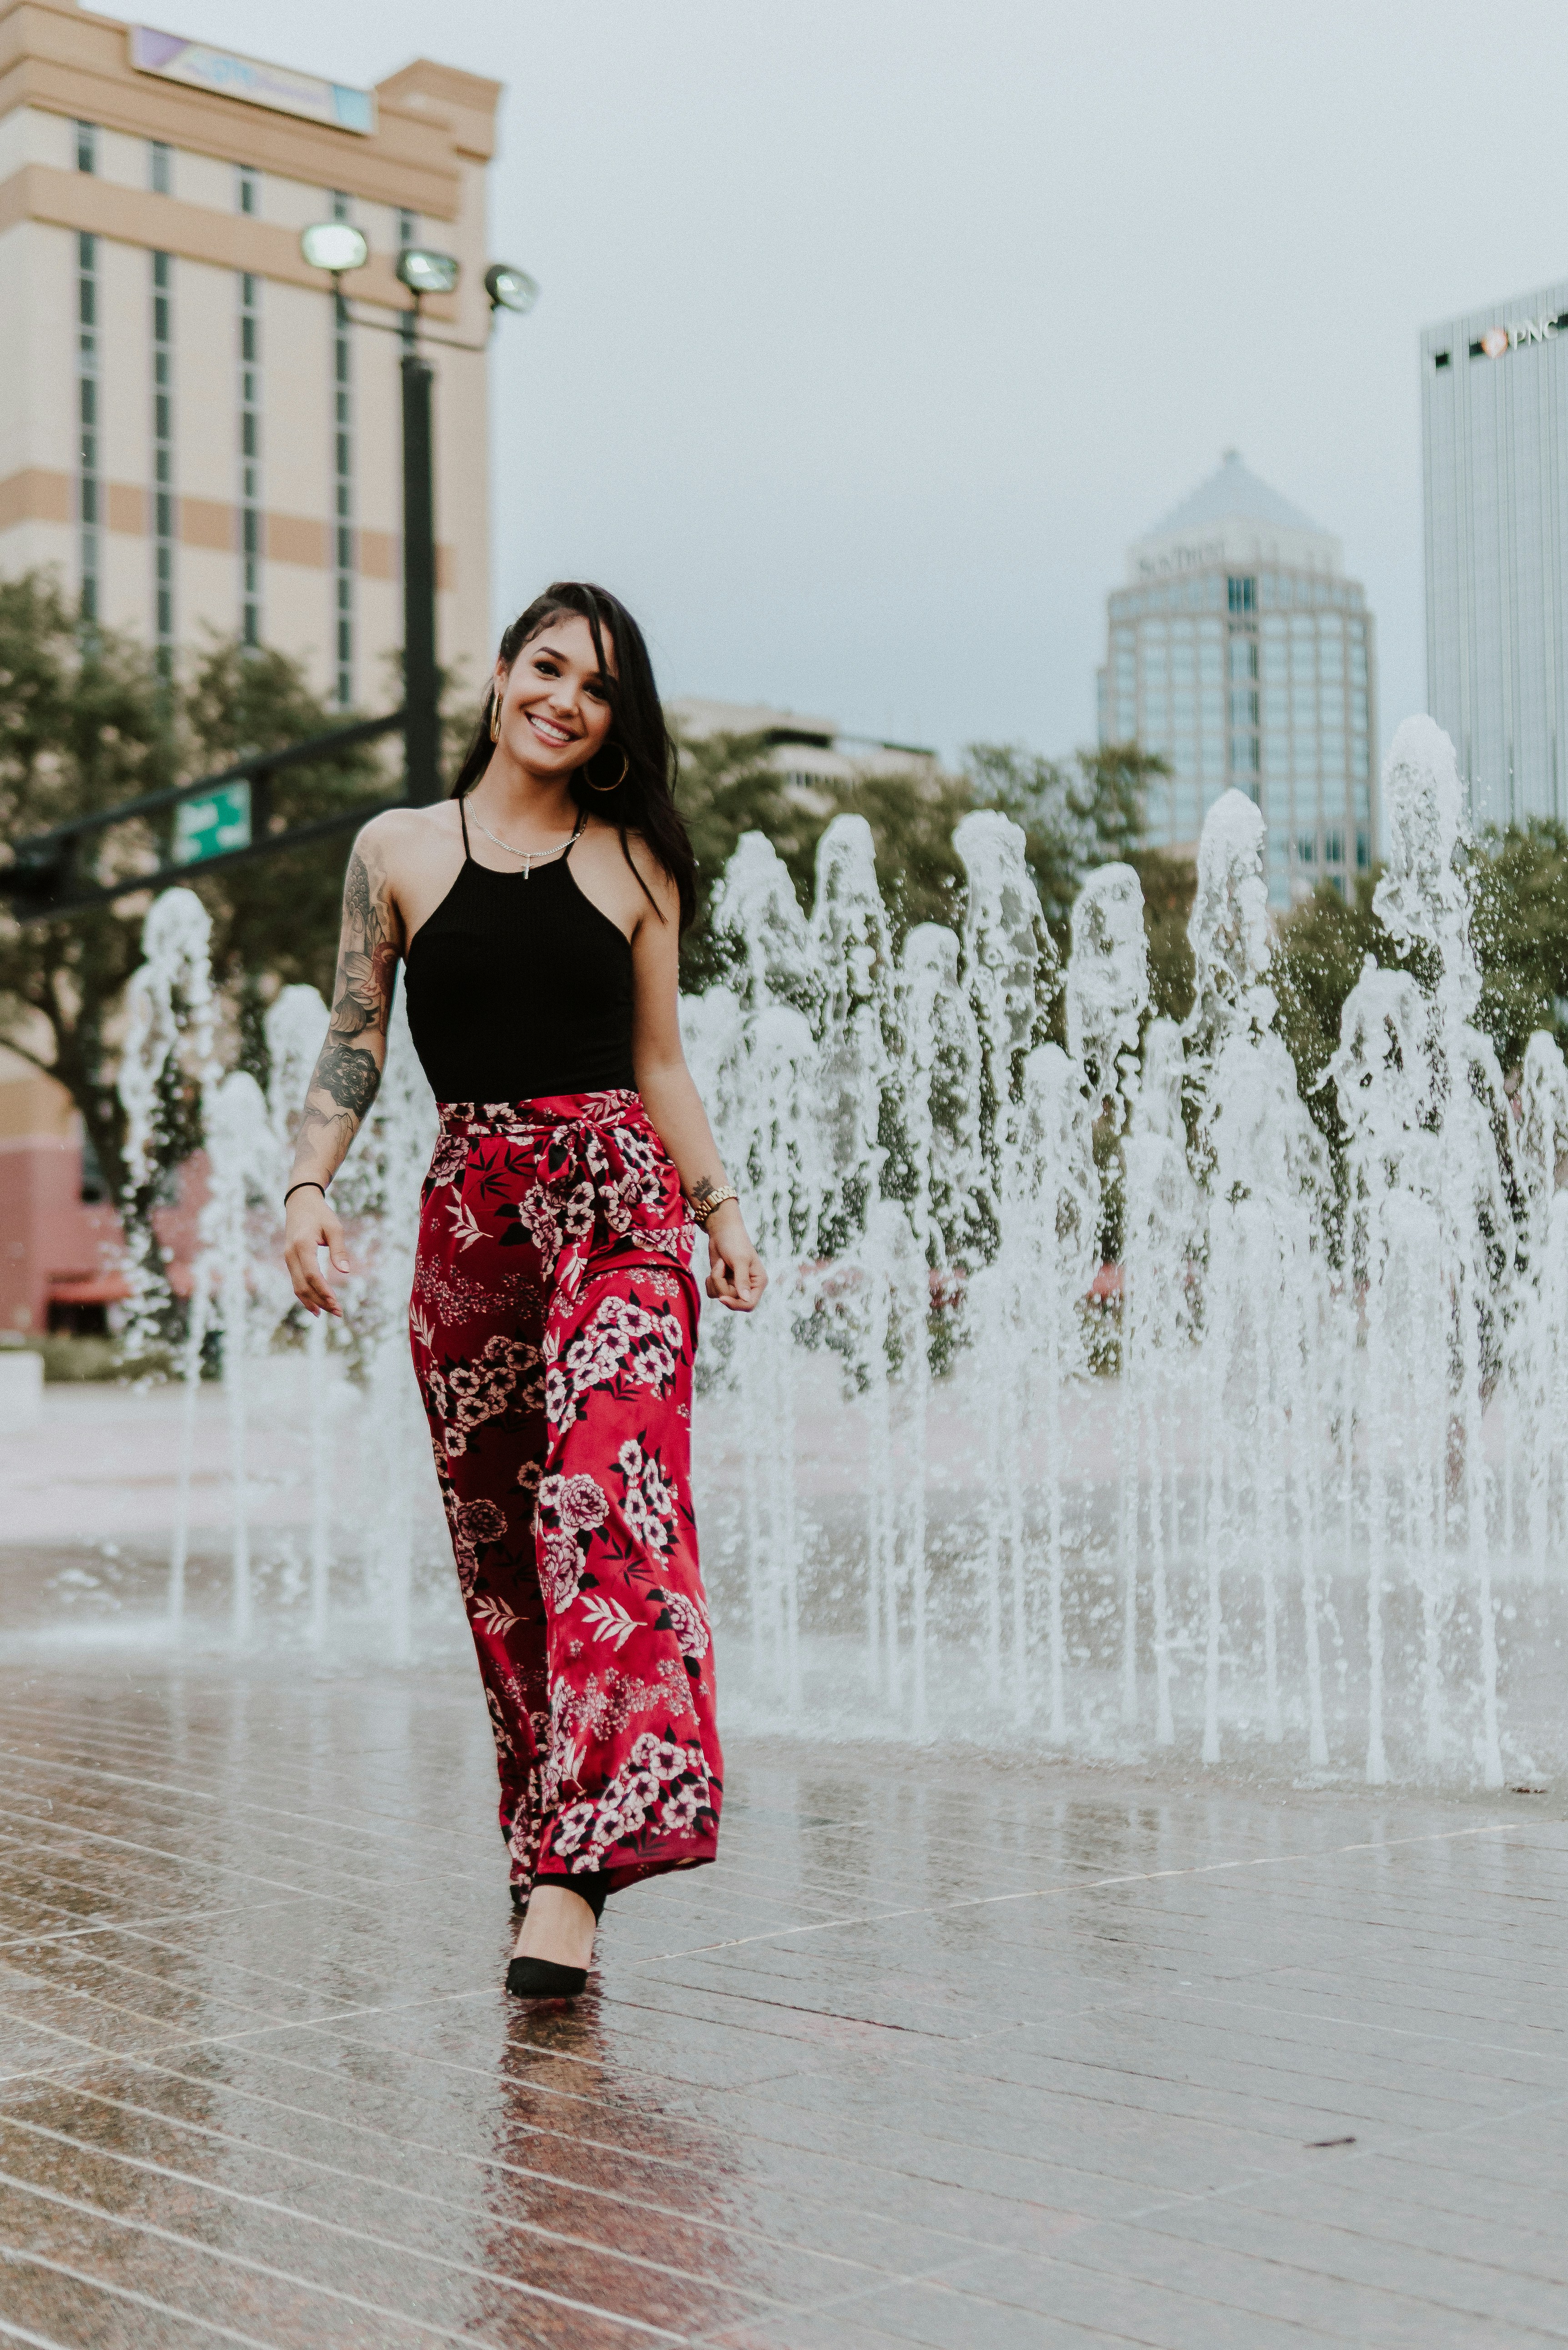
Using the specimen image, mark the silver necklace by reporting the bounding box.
[467,807,584,878]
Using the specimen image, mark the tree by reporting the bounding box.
[1269,827,1568,1157]
[1131,847,1196,1025]
[818,765,983,947]
[0,573,177,1205]
[1470,821,1568,1072]
[0,581,391,1203]
[964,739,1167,949]
[180,634,388,1077]
[1269,874,1393,1149]
[673,728,810,992]
[675,724,1014,992]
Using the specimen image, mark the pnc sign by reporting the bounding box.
[1472,312,1568,360]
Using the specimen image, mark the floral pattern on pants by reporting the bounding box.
[409,1090,721,1897]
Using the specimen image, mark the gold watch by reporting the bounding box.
[689,1183,739,1229]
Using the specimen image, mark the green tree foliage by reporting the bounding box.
[1270,829,1568,1155]
[181,635,388,1076]
[1470,821,1568,1071]
[675,728,1172,999]
[674,726,981,988]
[0,573,176,1201]
[1130,848,1196,1025]
[0,577,389,1194]
[964,739,1165,949]
[1269,874,1390,1147]
[673,729,814,991]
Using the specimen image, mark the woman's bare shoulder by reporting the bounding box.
[355,800,463,872]
[582,818,680,919]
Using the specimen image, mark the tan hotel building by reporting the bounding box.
[0,0,498,698]
[0,0,501,1334]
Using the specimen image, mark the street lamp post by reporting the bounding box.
[399,346,439,804]
[297,225,538,808]
[390,245,461,808]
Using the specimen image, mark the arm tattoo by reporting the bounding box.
[315,1039,382,1120]
[289,839,401,1188]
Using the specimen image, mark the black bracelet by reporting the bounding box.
[284,1181,327,1207]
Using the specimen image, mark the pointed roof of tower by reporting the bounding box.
[1148,449,1322,539]
[1125,450,1342,583]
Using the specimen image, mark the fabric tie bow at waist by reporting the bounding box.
[434,1093,689,1289]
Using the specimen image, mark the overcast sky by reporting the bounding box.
[104,1,1568,765]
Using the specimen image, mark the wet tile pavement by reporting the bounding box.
[0,1653,1562,2347]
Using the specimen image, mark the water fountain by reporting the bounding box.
[61,716,1568,1785]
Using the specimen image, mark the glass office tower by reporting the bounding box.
[1422,281,1568,828]
[1098,451,1378,904]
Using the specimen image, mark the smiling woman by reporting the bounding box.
[280,580,766,2001]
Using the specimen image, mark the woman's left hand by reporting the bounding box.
[704,1202,768,1311]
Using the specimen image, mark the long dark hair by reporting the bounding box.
[451,581,695,930]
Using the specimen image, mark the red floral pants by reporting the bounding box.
[409,1090,721,1897]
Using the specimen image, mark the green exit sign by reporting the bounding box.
[173,783,251,866]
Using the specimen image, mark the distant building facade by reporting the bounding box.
[0,4,500,1315]
[0,0,498,705]
[1422,282,1568,828]
[0,1049,120,1333]
[1098,451,1378,904]
[669,698,939,796]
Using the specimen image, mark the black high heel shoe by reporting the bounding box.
[505,1876,608,2000]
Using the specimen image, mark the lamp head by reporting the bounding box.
[300,222,368,275]
[397,247,460,298]
[484,262,539,316]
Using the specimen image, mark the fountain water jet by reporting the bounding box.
[77,718,1568,1785]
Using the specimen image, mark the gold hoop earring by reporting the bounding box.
[587,748,629,794]
[488,694,502,744]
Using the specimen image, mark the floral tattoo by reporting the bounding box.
[290,837,401,1187]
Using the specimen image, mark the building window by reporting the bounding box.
[239,273,262,645]
[1325,829,1344,866]
[79,1130,106,1206]
[152,252,175,671]
[1227,574,1256,614]
[1356,829,1370,869]
[149,140,171,195]
[237,165,258,216]
[75,121,96,174]
[331,193,355,705]
[1230,733,1261,776]
[77,232,99,624]
[1297,834,1317,867]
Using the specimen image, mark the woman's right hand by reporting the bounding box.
[284,1188,350,1317]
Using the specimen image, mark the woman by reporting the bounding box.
[283,581,765,1999]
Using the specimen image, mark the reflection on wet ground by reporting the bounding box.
[0,1652,1563,2347]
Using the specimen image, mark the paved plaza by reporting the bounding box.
[0,1648,1563,2348]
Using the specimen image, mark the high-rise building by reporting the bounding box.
[0,2,500,1335]
[1422,281,1568,828]
[0,0,498,705]
[1098,451,1379,903]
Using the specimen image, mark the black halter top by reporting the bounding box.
[403,800,637,1104]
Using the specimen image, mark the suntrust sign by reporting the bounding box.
[1136,537,1225,580]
